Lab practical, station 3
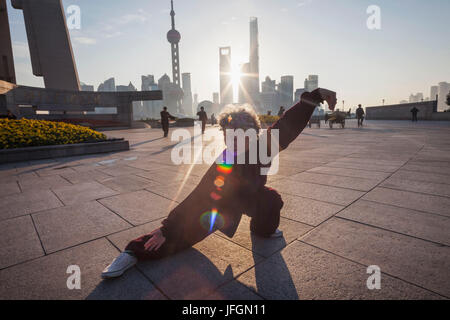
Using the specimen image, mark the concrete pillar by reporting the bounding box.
[12,0,80,91]
[0,0,16,84]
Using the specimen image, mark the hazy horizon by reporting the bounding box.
[6,0,450,109]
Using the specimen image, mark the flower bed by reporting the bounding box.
[0,118,107,149]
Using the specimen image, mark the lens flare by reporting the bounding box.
[210,191,222,201]
[214,176,225,188]
[217,164,233,174]
[200,209,224,233]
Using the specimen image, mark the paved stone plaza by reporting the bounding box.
[0,120,449,300]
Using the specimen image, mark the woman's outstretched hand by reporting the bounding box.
[144,228,166,252]
[312,88,337,111]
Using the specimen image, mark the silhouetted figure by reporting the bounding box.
[356,104,365,127]
[197,107,208,134]
[267,111,272,116]
[101,88,338,279]
[277,106,285,117]
[210,113,217,125]
[160,107,176,137]
[410,107,419,122]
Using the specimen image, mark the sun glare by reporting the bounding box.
[231,63,241,102]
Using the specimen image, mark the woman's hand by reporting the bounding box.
[312,88,337,111]
[144,228,166,252]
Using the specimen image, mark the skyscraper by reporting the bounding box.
[260,76,278,114]
[438,82,450,112]
[142,75,161,119]
[279,76,294,108]
[181,73,193,116]
[219,47,233,105]
[430,86,438,101]
[249,17,260,104]
[239,17,260,108]
[304,75,319,92]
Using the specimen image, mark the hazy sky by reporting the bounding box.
[6,0,450,109]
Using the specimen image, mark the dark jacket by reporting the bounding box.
[161,110,175,124]
[197,110,208,122]
[160,92,320,242]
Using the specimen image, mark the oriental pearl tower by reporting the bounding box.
[167,0,183,112]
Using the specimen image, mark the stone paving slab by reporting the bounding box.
[0,238,165,300]
[390,170,450,185]
[205,280,263,300]
[268,180,365,206]
[97,165,146,177]
[0,189,63,221]
[107,219,164,251]
[280,194,344,226]
[32,201,131,253]
[144,176,201,203]
[35,166,78,177]
[288,172,381,192]
[324,161,401,173]
[216,215,312,258]
[380,177,450,198]
[401,164,450,176]
[52,181,119,206]
[98,174,160,193]
[337,200,450,245]
[0,181,21,197]
[136,234,263,300]
[18,175,72,192]
[0,215,44,269]
[99,190,173,225]
[363,187,450,217]
[59,169,112,184]
[307,166,392,180]
[301,218,450,297]
[237,241,442,300]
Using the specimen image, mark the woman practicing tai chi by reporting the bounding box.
[102,88,337,279]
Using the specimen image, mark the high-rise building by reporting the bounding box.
[181,73,193,116]
[213,92,220,105]
[430,86,439,101]
[158,73,183,115]
[193,93,199,111]
[98,77,116,92]
[409,93,424,103]
[142,75,161,119]
[116,82,144,120]
[304,75,319,92]
[96,78,116,114]
[260,76,278,114]
[80,82,94,92]
[294,88,307,103]
[238,17,260,108]
[219,47,233,105]
[438,82,450,112]
[279,76,294,108]
[249,17,260,106]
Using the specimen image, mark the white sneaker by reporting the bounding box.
[101,252,137,279]
[270,229,283,238]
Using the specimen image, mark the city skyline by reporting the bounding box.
[6,0,450,109]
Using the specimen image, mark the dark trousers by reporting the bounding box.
[124,187,283,261]
[412,114,418,122]
[162,122,169,137]
[357,117,364,127]
[201,120,206,134]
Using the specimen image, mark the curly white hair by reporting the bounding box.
[218,104,261,134]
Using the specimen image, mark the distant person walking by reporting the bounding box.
[160,106,176,137]
[410,107,419,122]
[277,106,286,117]
[197,107,208,134]
[356,104,365,127]
[210,113,217,126]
